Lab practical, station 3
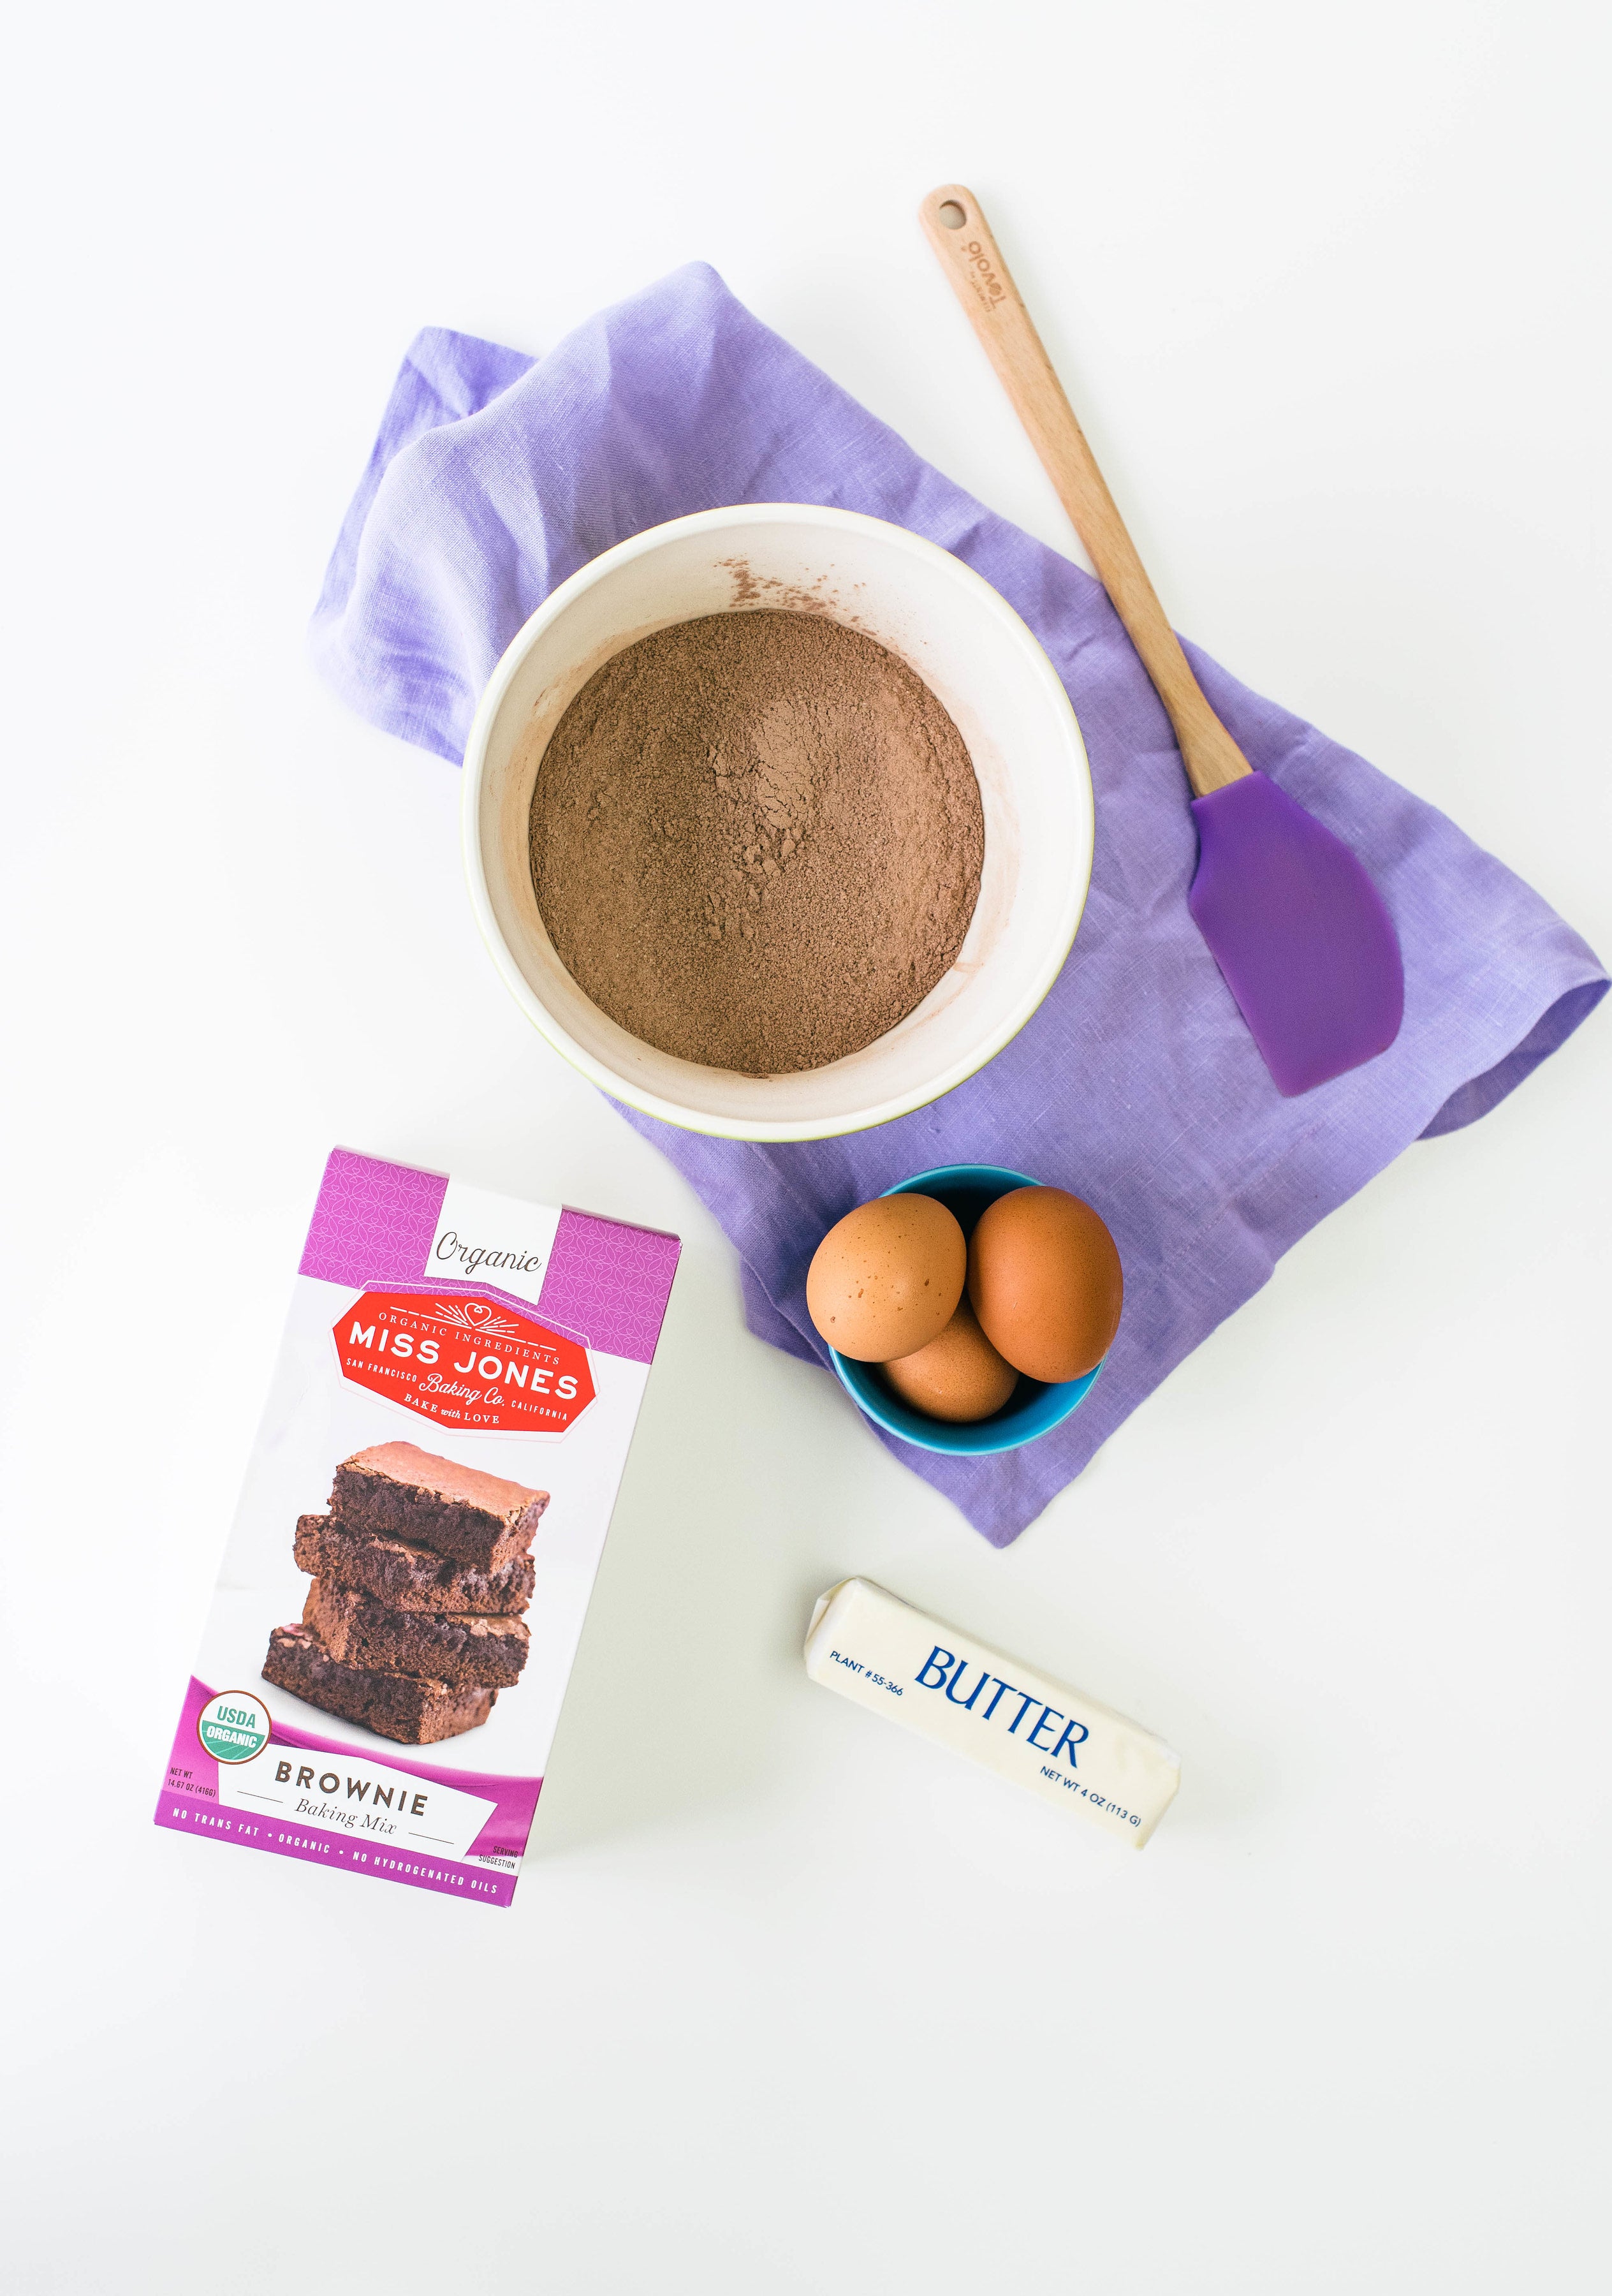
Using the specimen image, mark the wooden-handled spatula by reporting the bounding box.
[920,184,1403,1096]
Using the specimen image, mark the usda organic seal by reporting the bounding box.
[197,1689,272,1765]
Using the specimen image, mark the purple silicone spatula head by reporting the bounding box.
[1188,774,1404,1094]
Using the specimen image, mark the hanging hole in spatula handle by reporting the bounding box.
[918,184,1250,798]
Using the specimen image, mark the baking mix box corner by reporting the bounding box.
[154,1148,681,1908]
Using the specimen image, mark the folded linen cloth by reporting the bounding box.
[312,263,1605,1545]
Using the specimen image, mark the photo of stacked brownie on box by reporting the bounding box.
[261,1441,547,1746]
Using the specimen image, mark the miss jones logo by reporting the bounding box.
[333,1291,594,1434]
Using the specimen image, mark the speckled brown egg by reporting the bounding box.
[883,1297,1018,1423]
[967,1186,1122,1382]
[806,1193,966,1362]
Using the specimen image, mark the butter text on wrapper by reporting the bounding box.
[913,1645,1092,1768]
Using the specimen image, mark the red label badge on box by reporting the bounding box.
[333,1292,594,1434]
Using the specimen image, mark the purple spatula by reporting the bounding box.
[921,186,1403,1095]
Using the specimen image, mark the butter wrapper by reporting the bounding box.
[805,1577,1180,1848]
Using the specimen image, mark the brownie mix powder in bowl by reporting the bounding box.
[528,609,986,1075]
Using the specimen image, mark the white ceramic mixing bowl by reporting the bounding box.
[462,503,1092,1141]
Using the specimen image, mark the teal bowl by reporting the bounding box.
[827,1163,1106,1456]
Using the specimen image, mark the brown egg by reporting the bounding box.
[967,1186,1123,1381]
[806,1193,966,1362]
[883,1297,1018,1423]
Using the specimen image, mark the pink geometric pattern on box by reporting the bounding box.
[299,1149,448,1288]
[538,1210,681,1365]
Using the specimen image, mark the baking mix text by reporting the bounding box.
[272,1758,426,1839]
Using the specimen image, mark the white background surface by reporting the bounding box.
[1,4,1606,2290]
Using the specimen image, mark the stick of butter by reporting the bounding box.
[805,1577,1180,1848]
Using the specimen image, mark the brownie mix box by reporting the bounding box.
[155,1149,680,1908]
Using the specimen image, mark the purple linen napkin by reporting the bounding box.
[312,263,1605,1546]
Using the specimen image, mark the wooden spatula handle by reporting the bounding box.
[920,184,1250,798]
